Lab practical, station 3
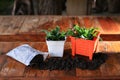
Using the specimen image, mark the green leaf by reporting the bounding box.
[67,24,100,40]
[41,26,66,41]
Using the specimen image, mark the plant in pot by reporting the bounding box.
[67,25,100,60]
[42,26,66,57]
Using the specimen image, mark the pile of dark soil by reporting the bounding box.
[29,53,108,70]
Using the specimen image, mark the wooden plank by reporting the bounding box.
[0,16,120,42]
[36,16,63,32]
[111,16,120,32]
[92,17,104,33]
[41,43,47,52]
[4,16,25,34]
[101,54,120,76]
[0,16,120,35]
[83,17,94,28]
[106,54,120,76]
[78,17,85,26]
[69,16,81,26]
[32,42,45,51]
[0,44,120,79]
[0,41,120,56]
[24,68,37,77]
[0,34,120,42]
[49,70,76,77]
[0,43,4,54]
[97,41,120,53]
[78,17,105,33]
[19,16,40,33]
[100,34,120,41]
[37,16,54,31]
[1,77,120,80]
[110,42,120,53]
[0,55,7,71]
[0,77,50,80]
[54,16,70,31]
[0,16,3,24]
[97,17,120,34]
[0,16,24,34]
[114,54,120,73]
[97,41,107,52]
[0,57,26,77]
[106,42,115,53]
[0,33,45,42]
[2,16,18,34]
[82,17,105,34]
[76,68,101,77]
[0,57,15,76]
[106,17,120,34]
[0,16,12,34]
[24,67,49,77]
[8,58,25,77]
[0,42,15,54]
[99,54,119,77]
[36,70,50,77]
[0,42,40,54]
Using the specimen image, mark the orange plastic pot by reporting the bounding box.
[70,33,100,60]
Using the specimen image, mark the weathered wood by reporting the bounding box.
[0,16,120,35]
[100,34,120,41]
[97,17,120,34]
[1,53,120,79]
[0,34,120,42]
[0,41,120,79]
[49,70,76,77]
[99,54,118,77]
[3,16,25,34]
[97,41,120,53]
[0,16,12,34]
[0,16,120,79]
[19,16,40,32]
[0,16,3,24]
[92,17,104,33]
[36,70,50,77]
[1,41,120,55]
[83,17,94,27]
[0,57,25,77]
[0,16,119,42]
[0,41,120,55]
[111,17,120,31]
[0,55,7,71]
[76,68,101,77]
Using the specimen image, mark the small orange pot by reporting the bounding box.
[70,33,100,60]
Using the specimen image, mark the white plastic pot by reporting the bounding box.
[46,40,65,57]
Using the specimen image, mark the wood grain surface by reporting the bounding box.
[0,16,120,79]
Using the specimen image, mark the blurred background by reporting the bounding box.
[0,0,120,15]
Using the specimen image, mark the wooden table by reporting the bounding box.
[0,16,120,79]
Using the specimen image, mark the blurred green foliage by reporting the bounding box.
[0,0,14,15]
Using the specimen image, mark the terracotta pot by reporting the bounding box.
[70,33,100,60]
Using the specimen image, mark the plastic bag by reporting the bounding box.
[6,44,48,66]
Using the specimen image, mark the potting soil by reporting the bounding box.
[29,53,108,70]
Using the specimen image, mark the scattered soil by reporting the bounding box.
[29,52,108,71]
